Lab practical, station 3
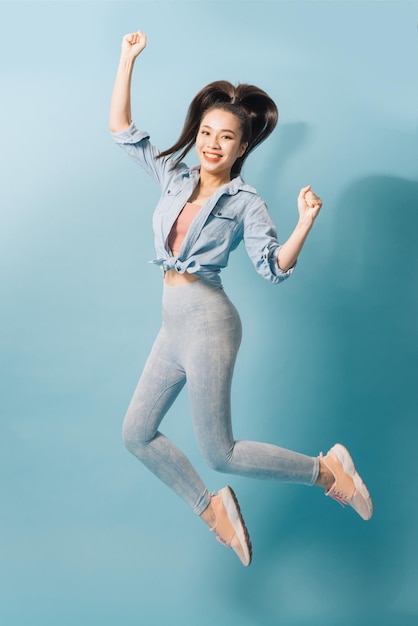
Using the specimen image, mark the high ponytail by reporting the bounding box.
[158,80,278,177]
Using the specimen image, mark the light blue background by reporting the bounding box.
[1,1,417,625]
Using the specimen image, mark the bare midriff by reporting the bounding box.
[164,200,202,286]
[164,250,200,286]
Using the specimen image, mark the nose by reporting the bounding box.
[206,134,221,149]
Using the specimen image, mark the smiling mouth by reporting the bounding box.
[203,152,222,161]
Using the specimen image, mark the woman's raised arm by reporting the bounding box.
[277,185,322,272]
[109,30,147,133]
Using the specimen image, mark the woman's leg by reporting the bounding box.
[122,322,211,516]
[184,286,319,485]
[122,284,252,563]
[183,284,372,521]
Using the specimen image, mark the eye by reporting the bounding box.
[221,135,233,141]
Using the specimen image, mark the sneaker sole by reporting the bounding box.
[331,443,373,520]
[220,486,252,566]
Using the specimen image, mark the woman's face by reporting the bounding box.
[195,108,248,180]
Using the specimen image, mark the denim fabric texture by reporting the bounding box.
[112,123,295,287]
[122,281,319,516]
[113,123,317,516]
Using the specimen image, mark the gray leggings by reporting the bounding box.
[122,280,319,516]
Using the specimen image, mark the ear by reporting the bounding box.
[239,142,249,157]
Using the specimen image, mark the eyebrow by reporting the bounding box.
[201,124,237,135]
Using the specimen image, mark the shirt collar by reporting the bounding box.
[185,166,257,196]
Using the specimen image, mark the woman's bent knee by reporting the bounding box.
[202,450,233,474]
[122,414,147,455]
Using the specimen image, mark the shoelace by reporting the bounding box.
[329,489,350,508]
[215,535,231,548]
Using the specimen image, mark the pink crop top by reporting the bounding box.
[168,202,201,252]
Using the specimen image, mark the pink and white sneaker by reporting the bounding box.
[210,486,252,566]
[320,443,373,521]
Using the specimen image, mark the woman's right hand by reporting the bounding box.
[121,30,147,60]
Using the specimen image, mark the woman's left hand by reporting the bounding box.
[277,186,323,271]
[297,185,322,223]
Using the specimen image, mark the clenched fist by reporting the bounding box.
[121,30,147,59]
[297,185,322,222]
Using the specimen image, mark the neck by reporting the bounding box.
[199,169,231,192]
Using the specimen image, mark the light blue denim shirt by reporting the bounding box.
[112,122,295,287]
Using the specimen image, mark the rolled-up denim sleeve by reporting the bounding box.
[262,241,296,281]
[243,196,296,284]
[111,122,172,186]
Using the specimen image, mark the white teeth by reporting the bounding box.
[204,153,221,160]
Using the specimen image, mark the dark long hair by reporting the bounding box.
[158,80,278,177]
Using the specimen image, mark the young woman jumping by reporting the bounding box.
[109,30,373,567]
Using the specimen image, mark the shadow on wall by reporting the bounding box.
[219,174,418,625]
[315,173,418,454]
